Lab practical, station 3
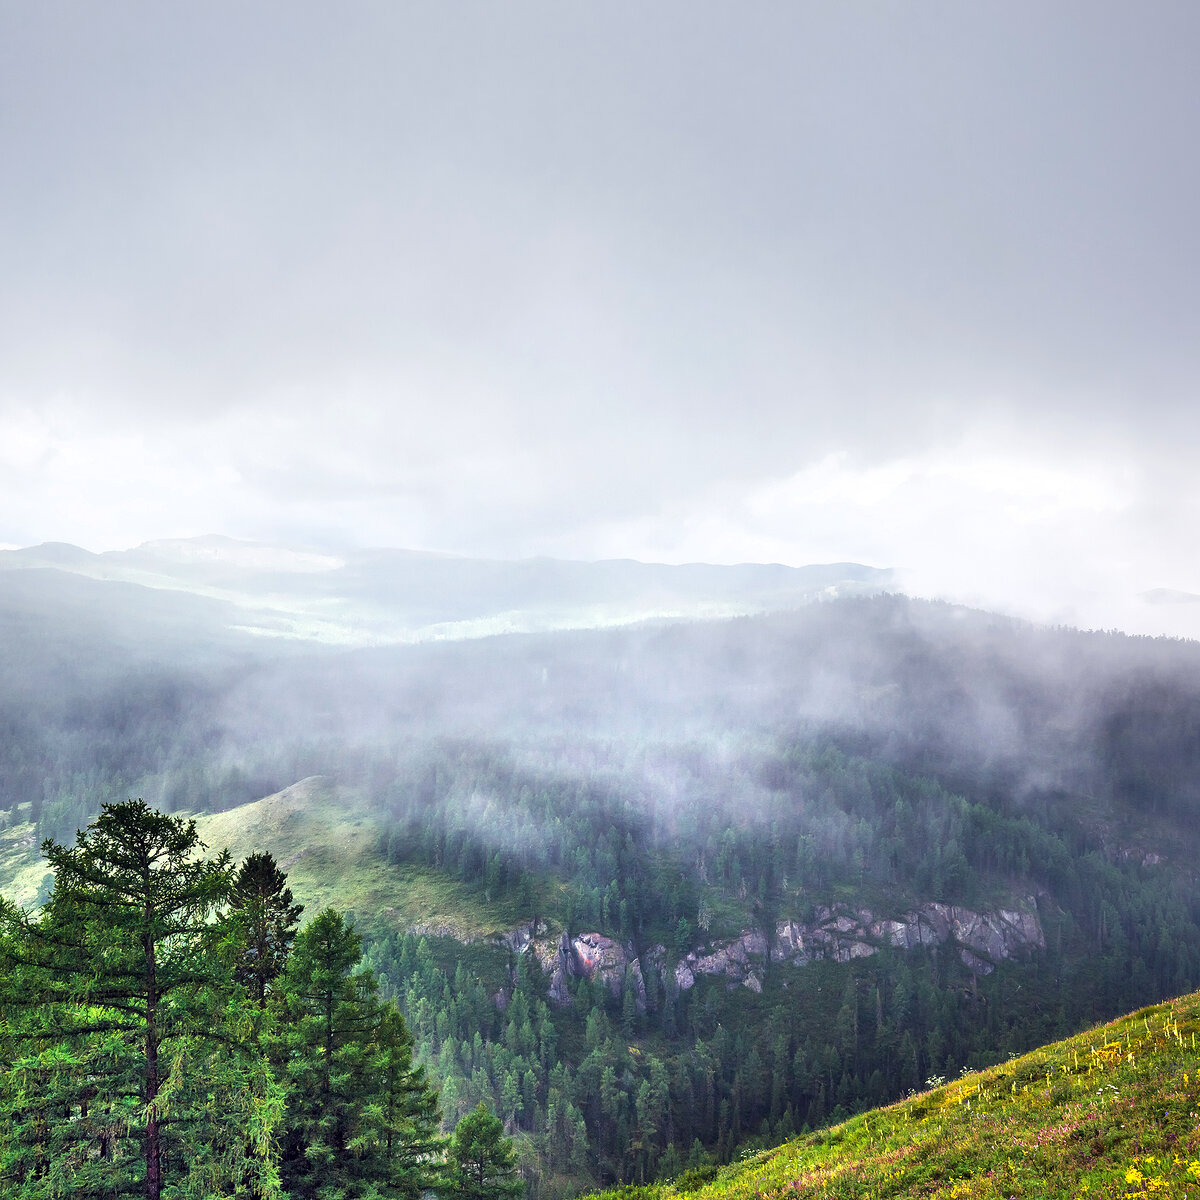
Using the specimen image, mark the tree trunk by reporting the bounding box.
[145,923,161,1200]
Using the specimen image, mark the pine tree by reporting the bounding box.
[0,800,284,1200]
[376,1003,447,1198]
[449,1101,523,1200]
[228,851,304,1010]
[275,907,445,1199]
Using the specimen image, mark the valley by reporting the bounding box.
[8,4,1195,1194]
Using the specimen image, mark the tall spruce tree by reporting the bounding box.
[376,1003,446,1198]
[275,907,445,1199]
[0,800,285,1200]
[448,1102,523,1200]
[228,851,304,1010]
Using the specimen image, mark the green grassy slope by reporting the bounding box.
[0,805,47,909]
[192,777,528,938]
[595,992,1200,1200]
[0,779,530,940]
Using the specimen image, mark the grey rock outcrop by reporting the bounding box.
[676,928,770,988]
[569,933,629,998]
[504,897,1044,1008]
[538,934,574,1006]
[671,899,1043,991]
[528,931,657,1011]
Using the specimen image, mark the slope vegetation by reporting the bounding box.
[192,777,529,939]
[602,991,1200,1200]
[5,591,1200,1193]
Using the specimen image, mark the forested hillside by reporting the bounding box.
[355,730,1198,1191]
[3,577,1200,1195]
[583,987,1200,1200]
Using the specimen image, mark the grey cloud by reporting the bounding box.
[2,2,1199,602]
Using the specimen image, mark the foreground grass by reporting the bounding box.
[601,992,1200,1200]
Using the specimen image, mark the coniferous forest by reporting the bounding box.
[4,592,1200,1196]
[0,801,519,1200]
[7,3,1200,1195]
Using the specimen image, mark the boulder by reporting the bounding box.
[569,932,628,997]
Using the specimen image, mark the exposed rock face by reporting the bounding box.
[775,920,806,959]
[501,922,538,953]
[538,934,574,1007]
[674,928,769,990]
[623,954,648,1010]
[945,906,1045,969]
[1118,847,1164,868]
[671,899,1044,990]
[570,932,627,995]
[526,931,659,1011]
[508,898,1044,1008]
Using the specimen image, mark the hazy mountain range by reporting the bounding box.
[0,535,892,646]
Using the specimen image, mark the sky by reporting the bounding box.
[3,2,1200,635]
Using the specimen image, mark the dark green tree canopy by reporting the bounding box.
[449,1101,523,1200]
[0,799,283,1200]
[276,906,445,1199]
[228,850,304,1009]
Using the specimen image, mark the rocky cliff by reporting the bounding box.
[755,901,1045,980]
[516,899,1044,1008]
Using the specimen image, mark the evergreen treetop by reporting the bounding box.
[449,1101,523,1200]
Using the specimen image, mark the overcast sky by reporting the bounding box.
[3,3,1199,633]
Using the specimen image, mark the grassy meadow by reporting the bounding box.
[193,776,533,938]
[1,779,533,940]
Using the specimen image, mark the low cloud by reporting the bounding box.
[2,4,1198,634]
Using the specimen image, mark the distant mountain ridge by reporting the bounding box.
[0,536,892,646]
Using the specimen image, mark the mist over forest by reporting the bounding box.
[6,4,1200,1194]
[4,546,1199,847]
[3,543,1200,1193]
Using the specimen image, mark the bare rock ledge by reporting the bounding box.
[523,900,1044,1008]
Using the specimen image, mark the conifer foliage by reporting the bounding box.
[229,851,304,1010]
[449,1102,523,1200]
[274,907,446,1198]
[0,800,464,1200]
[0,800,283,1199]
